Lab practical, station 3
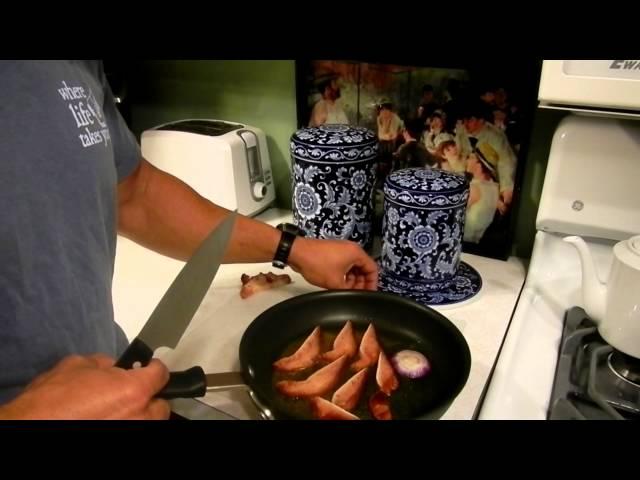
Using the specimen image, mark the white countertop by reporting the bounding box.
[112,208,526,420]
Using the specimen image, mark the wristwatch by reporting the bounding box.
[272,223,305,269]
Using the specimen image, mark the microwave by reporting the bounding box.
[141,119,276,218]
[538,60,640,117]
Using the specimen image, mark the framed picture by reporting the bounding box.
[295,59,539,260]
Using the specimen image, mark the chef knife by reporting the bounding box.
[115,211,237,398]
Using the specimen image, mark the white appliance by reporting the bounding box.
[539,60,640,117]
[141,119,275,217]
[478,61,640,420]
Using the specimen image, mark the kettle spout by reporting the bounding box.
[563,236,607,324]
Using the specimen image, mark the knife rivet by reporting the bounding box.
[133,361,142,369]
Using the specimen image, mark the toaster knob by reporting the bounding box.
[253,182,268,199]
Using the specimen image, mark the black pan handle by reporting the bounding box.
[157,366,207,399]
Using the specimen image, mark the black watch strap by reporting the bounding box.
[272,230,297,269]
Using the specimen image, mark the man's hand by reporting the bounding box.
[0,354,170,420]
[288,237,379,291]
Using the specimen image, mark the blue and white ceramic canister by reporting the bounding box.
[290,124,378,248]
[380,168,470,287]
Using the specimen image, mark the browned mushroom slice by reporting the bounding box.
[376,351,399,396]
[273,327,321,372]
[276,355,348,397]
[240,272,291,299]
[321,321,358,362]
[351,324,381,371]
[369,390,393,420]
[331,368,369,412]
[310,397,360,420]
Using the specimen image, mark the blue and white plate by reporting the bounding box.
[378,260,482,306]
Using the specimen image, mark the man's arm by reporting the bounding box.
[118,158,280,263]
[117,158,378,290]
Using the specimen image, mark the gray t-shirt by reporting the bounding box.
[0,60,141,403]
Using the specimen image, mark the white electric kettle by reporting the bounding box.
[564,235,640,359]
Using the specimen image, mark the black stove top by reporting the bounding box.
[548,307,640,420]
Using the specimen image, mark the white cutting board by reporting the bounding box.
[155,264,322,372]
[113,235,322,419]
[155,263,323,420]
[112,208,305,343]
[113,235,321,369]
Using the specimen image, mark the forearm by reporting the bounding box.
[117,159,379,291]
[118,158,280,263]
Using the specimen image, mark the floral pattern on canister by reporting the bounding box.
[291,124,378,247]
[380,168,469,283]
[378,167,483,306]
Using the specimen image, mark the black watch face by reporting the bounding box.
[278,223,305,237]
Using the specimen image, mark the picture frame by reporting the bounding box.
[294,59,540,260]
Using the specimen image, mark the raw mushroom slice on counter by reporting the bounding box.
[240,272,292,299]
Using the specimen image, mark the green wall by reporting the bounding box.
[509,108,568,258]
[129,60,298,209]
[129,60,566,259]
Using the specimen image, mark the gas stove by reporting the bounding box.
[548,307,640,420]
[478,112,640,420]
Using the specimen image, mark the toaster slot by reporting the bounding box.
[237,130,268,201]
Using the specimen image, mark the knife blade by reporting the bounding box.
[115,211,237,374]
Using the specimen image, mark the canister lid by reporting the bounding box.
[290,124,378,164]
[384,168,469,209]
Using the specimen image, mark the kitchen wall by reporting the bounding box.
[510,108,568,258]
[127,60,566,259]
[128,60,298,209]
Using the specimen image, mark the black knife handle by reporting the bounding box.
[157,366,207,399]
[115,338,155,369]
[115,340,206,399]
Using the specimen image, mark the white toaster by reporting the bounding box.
[140,119,276,217]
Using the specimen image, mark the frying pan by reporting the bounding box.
[201,290,471,420]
